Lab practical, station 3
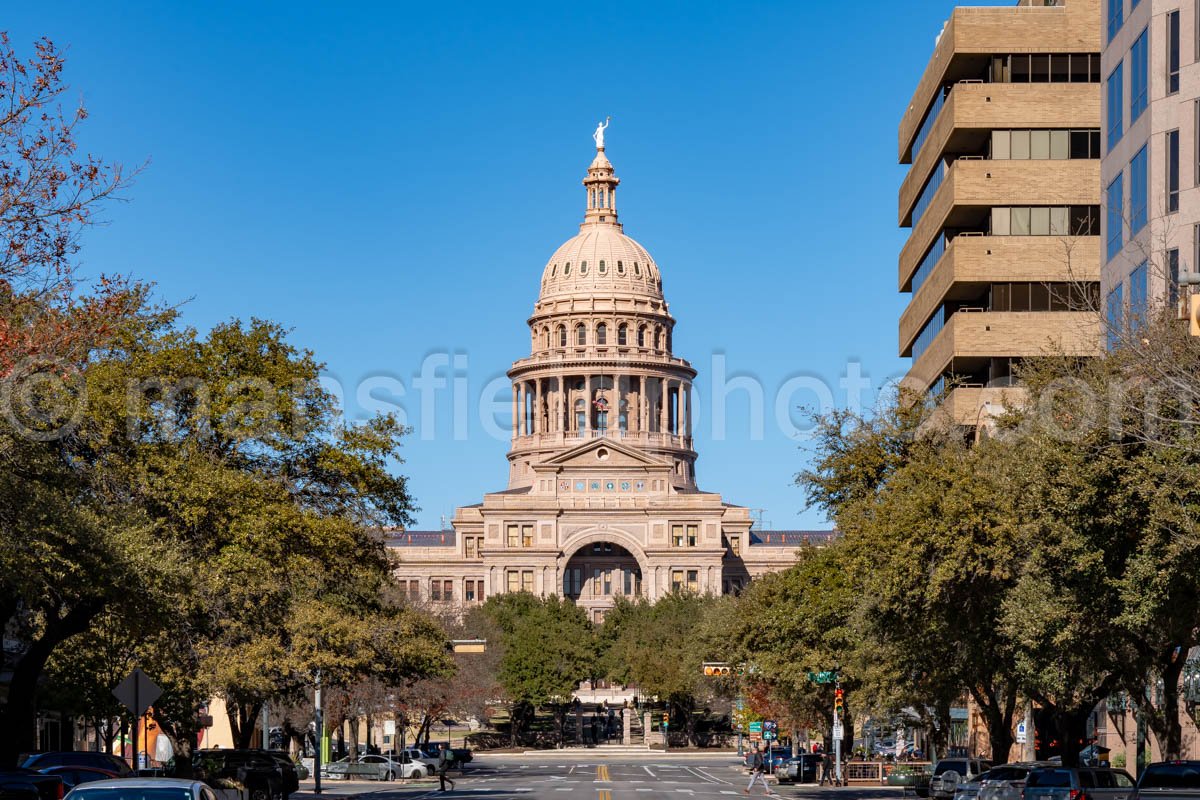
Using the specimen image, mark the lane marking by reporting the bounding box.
[643,765,656,777]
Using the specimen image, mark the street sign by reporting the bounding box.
[763,731,776,741]
[807,670,838,684]
[1016,721,1027,745]
[112,668,162,717]
[832,722,845,739]
[748,721,763,733]
[764,720,777,733]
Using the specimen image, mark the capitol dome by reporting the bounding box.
[537,140,664,301]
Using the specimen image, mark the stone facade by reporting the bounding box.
[388,138,823,621]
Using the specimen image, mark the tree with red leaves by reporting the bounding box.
[0,32,143,378]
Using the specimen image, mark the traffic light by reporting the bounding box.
[834,687,845,717]
[703,664,731,677]
[662,712,670,728]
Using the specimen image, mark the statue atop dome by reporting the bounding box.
[592,116,611,149]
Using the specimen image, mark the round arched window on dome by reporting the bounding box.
[617,260,625,276]
[633,262,641,277]
[596,323,607,345]
[576,324,587,346]
[599,260,606,275]
[618,323,628,346]
[654,327,662,350]
[564,262,571,275]
[580,261,588,276]
[637,325,646,348]
[558,325,567,348]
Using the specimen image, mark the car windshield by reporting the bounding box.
[1027,770,1073,788]
[938,762,968,775]
[1139,765,1200,788]
[70,789,192,800]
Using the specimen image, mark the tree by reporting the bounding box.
[0,33,142,375]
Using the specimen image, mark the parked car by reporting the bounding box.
[979,763,1058,800]
[954,771,989,800]
[1130,761,1200,800]
[1022,766,1137,800]
[36,768,117,791]
[930,759,993,800]
[63,778,216,800]
[20,756,130,780]
[779,753,822,785]
[355,754,429,780]
[193,749,291,800]
[417,745,473,765]
[0,768,64,800]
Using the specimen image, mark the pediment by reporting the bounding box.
[536,437,668,471]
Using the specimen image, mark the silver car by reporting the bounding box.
[65,778,217,800]
[980,763,1058,800]
[932,759,993,800]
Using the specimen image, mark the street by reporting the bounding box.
[294,753,909,800]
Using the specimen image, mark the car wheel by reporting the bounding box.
[386,771,394,782]
[411,768,424,779]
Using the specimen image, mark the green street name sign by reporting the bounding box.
[807,670,838,684]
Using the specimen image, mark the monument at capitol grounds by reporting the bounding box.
[388,124,833,622]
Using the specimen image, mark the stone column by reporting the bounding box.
[623,708,632,745]
[519,382,527,436]
[535,377,543,435]
[659,378,669,433]
[638,375,646,433]
[644,711,653,746]
[682,382,689,438]
[576,709,584,746]
[511,384,519,438]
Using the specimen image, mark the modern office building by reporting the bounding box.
[1101,0,1193,341]
[897,0,1103,434]
[388,134,825,623]
[1101,0,1200,767]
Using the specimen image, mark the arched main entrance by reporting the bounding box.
[561,541,644,624]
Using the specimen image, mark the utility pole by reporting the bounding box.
[313,671,323,795]
[261,703,269,751]
[833,684,845,786]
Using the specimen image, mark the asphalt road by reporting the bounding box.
[294,752,909,800]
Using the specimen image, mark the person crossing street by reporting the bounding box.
[437,742,456,793]
[744,743,774,795]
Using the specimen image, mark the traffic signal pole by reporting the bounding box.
[834,683,844,786]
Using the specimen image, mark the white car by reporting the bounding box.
[66,778,217,800]
[358,753,431,780]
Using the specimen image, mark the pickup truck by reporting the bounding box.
[1131,761,1200,800]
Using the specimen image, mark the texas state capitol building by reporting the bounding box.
[389,129,829,622]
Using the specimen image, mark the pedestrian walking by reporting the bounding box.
[744,744,773,796]
[819,750,834,786]
[437,743,456,793]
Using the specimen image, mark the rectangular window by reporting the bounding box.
[522,570,533,593]
[1012,206,1032,236]
[465,580,476,602]
[1168,130,1180,213]
[686,570,699,593]
[729,534,741,556]
[993,130,1011,160]
[1168,248,1180,306]
[1050,206,1070,236]
[431,579,442,602]
[1050,130,1069,160]
[1107,174,1124,261]
[506,570,519,593]
[1107,284,1125,349]
[1012,129,1031,160]
[671,524,685,547]
[1131,29,1149,122]
[1130,262,1148,328]
[687,524,698,547]
[671,569,684,591]
[593,568,603,596]
[1169,10,1181,94]
[1108,0,1123,42]
[1107,63,1124,152]
[522,524,534,547]
[603,569,612,595]
[443,580,453,602]
[506,524,518,548]
[1131,146,1148,235]
[1030,129,1051,160]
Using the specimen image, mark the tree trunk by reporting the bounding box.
[970,684,1018,763]
[347,714,360,759]
[1052,707,1092,767]
[1145,655,1187,760]
[0,603,100,767]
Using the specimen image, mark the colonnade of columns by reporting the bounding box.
[510,373,691,439]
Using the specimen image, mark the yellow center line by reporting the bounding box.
[598,791,612,800]
[596,765,611,782]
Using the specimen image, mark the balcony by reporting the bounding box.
[917,385,1025,432]
[907,309,1102,391]
[510,428,694,452]
[899,158,1100,288]
[900,235,1100,353]
[899,0,1101,161]
[900,82,1100,221]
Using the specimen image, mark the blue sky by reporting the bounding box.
[7,0,1010,530]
